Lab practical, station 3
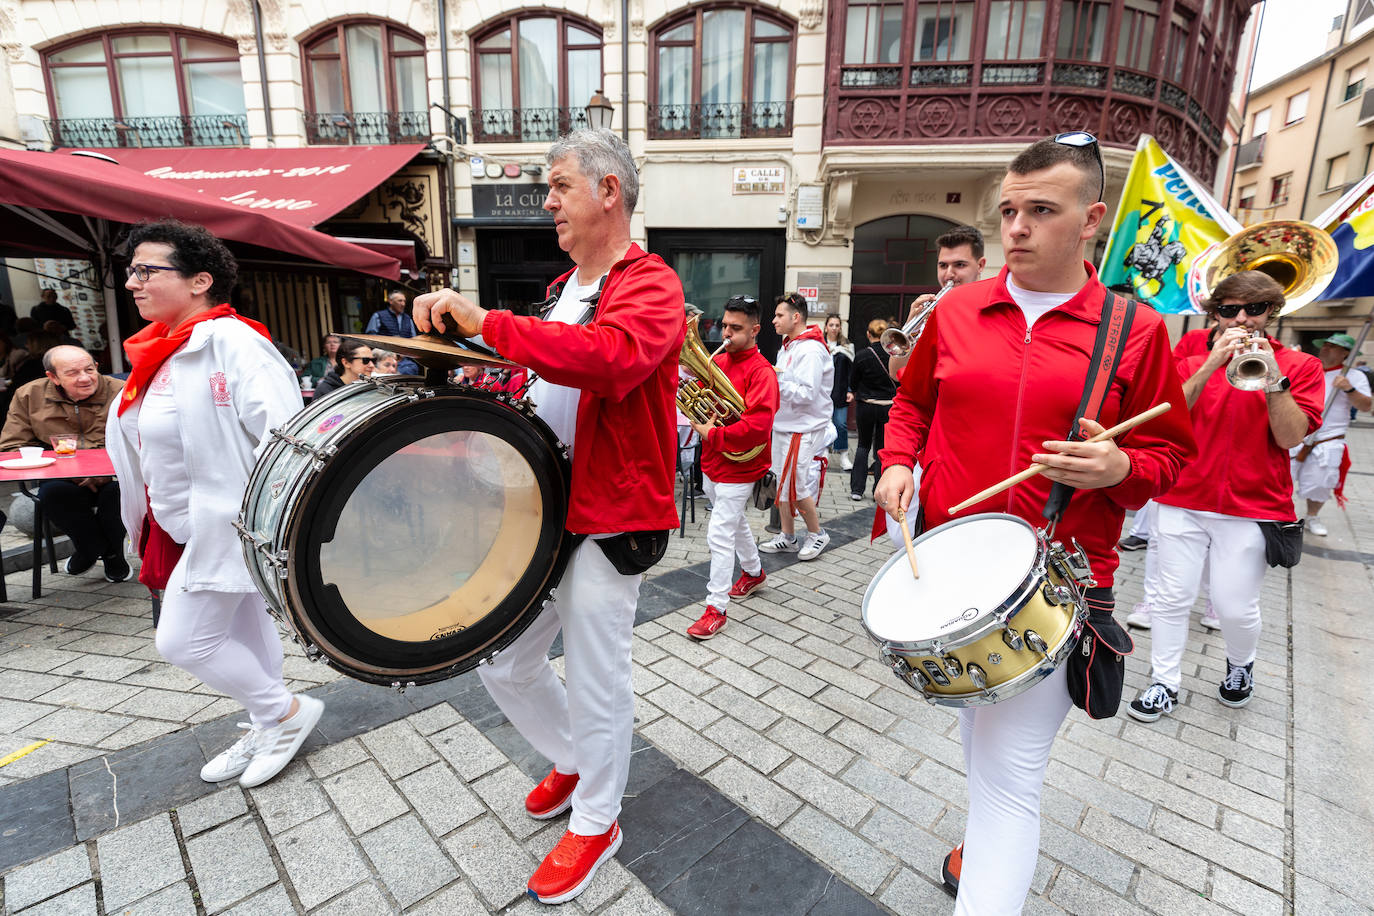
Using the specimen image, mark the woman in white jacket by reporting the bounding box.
[107,220,323,789]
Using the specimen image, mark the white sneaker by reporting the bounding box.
[1307,516,1327,537]
[239,695,325,788]
[840,453,854,471]
[798,528,830,561]
[1125,602,1152,629]
[758,533,799,554]
[200,723,262,783]
[1200,602,1220,630]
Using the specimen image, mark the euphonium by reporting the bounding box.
[1226,331,1282,391]
[677,313,765,462]
[881,280,955,358]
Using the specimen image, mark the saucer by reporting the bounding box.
[1,457,56,470]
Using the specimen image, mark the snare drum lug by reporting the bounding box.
[941,655,962,679]
[1002,627,1024,651]
[966,663,988,690]
[1024,629,1049,654]
[987,652,1002,665]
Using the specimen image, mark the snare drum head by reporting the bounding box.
[864,514,1038,644]
[283,386,572,685]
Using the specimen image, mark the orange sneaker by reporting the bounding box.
[686,606,727,640]
[728,568,766,598]
[942,843,963,895]
[526,768,579,820]
[527,822,622,904]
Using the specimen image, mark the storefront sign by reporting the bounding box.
[796,271,842,311]
[733,167,785,194]
[471,183,551,220]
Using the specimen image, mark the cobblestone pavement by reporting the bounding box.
[0,428,1371,915]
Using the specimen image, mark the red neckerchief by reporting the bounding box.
[119,305,271,415]
[783,325,829,352]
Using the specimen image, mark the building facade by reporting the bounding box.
[1,0,1259,359]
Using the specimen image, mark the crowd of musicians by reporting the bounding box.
[17,125,1355,912]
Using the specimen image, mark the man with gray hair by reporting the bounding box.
[414,128,683,905]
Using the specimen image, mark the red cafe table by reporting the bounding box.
[0,448,116,600]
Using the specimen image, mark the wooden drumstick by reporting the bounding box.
[896,507,920,579]
[946,402,1173,515]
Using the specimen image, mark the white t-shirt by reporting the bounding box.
[1314,366,1371,439]
[1006,276,1077,327]
[123,359,192,543]
[527,273,602,455]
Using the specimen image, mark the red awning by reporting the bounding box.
[335,237,420,272]
[68,144,428,229]
[0,149,401,279]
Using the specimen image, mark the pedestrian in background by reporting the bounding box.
[824,312,854,472]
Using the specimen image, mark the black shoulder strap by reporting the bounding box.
[1043,291,1137,522]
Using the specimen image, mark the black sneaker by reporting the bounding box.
[1127,683,1178,722]
[64,552,97,575]
[1118,535,1149,551]
[102,553,132,583]
[1218,660,1253,708]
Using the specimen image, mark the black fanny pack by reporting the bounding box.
[1258,520,1304,568]
[751,471,777,511]
[592,529,670,576]
[1065,590,1134,719]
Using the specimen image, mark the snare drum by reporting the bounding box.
[237,379,573,688]
[860,513,1091,707]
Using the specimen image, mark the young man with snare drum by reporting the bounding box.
[414,128,683,905]
[685,295,779,639]
[1128,272,1323,724]
[874,135,1195,913]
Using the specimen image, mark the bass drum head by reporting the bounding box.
[287,387,571,685]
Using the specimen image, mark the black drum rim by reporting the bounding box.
[285,386,572,686]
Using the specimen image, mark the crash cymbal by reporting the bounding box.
[346,333,520,371]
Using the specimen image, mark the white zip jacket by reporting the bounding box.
[106,317,304,593]
[773,335,834,434]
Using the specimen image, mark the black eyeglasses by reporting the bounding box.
[126,264,181,282]
[351,356,375,364]
[725,295,758,308]
[1054,131,1104,203]
[1215,301,1275,318]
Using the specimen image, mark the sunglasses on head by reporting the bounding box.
[1215,301,1274,318]
[1054,131,1104,203]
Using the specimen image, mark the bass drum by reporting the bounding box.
[238,379,573,687]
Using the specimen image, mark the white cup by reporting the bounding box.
[18,446,43,462]
[300,376,312,390]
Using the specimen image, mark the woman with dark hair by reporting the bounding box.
[848,318,898,500]
[307,333,341,382]
[105,218,322,789]
[823,313,855,471]
[313,338,374,397]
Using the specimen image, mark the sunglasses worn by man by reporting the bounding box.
[1215,302,1275,319]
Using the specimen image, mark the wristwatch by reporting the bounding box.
[1265,375,1291,394]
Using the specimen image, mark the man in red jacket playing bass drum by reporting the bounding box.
[874,134,1196,913]
[684,295,780,639]
[414,128,684,906]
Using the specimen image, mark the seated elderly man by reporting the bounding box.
[0,345,129,581]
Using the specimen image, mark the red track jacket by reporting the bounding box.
[700,345,779,484]
[481,243,685,534]
[878,264,1197,588]
[1157,340,1323,522]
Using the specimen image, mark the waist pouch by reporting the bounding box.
[751,471,777,511]
[1258,520,1304,568]
[594,529,670,576]
[1066,593,1133,720]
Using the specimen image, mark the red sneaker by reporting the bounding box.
[687,606,727,640]
[728,568,766,598]
[527,822,622,904]
[525,768,579,820]
[942,843,963,895]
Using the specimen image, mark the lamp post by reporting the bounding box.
[586,89,615,131]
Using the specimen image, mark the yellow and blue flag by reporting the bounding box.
[1312,170,1374,299]
[1099,136,1241,313]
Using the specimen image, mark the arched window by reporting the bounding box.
[650,6,795,139]
[44,30,247,147]
[302,20,428,145]
[472,14,604,142]
[848,214,959,338]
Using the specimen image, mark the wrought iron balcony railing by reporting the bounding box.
[50,114,249,148]
[471,107,590,143]
[647,101,793,140]
[304,111,430,145]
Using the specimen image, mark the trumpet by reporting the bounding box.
[881,281,955,358]
[1226,331,1282,391]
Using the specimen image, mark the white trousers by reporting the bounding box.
[703,477,761,610]
[155,555,294,729]
[1149,505,1266,692]
[1128,498,1158,539]
[955,665,1072,916]
[770,427,830,502]
[478,538,640,835]
[1290,440,1345,502]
